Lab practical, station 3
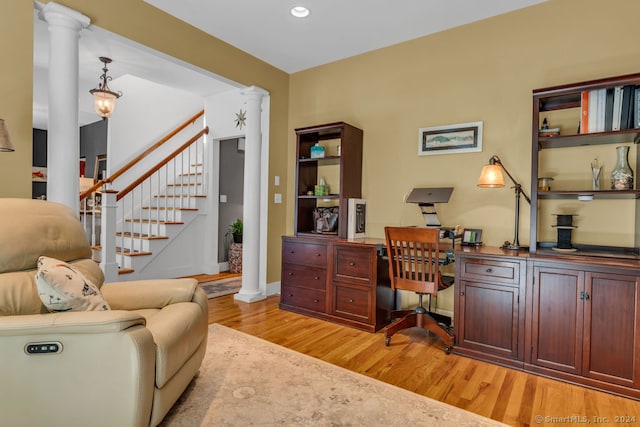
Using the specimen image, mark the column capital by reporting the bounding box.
[241,85,269,101]
[39,2,90,31]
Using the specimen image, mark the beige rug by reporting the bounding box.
[198,277,241,299]
[160,324,507,426]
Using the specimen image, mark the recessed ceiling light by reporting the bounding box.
[290,6,310,18]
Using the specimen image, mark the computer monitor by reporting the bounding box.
[405,187,454,227]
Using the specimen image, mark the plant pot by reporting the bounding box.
[233,233,242,244]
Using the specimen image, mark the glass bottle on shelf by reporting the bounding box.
[611,145,634,190]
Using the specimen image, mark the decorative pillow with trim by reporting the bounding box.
[35,256,110,312]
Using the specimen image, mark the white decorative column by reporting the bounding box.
[40,3,90,212]
[235,86,268,303]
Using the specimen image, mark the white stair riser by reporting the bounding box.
[162,185,203,196]
[151,197,202,209]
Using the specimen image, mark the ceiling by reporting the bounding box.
[33,0,547,129]
[144,0,547,73]
[33,4,239,130]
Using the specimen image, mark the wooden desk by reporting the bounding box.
[280,235,393,332]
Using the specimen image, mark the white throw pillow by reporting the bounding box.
[35,256,110,312]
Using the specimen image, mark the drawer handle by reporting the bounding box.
[313,299,319,303]
[290,250,295,254]
[288,272,294,276]
[288,293,293,297]
[460,291,465,296]
[349,261,355,266]
[349,299,354,303]
[314,276,320,280]
[485,268,493,273]
[316,253,321,257]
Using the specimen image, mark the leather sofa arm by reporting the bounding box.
[0,311,145,336]
[101,278,199,311]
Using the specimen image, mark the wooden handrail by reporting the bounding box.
[117,126,209,201]
[79,109,205,202]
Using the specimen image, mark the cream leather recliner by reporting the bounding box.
[0,198,208,427]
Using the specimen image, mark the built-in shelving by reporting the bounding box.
[531,73,640,258]
[294,122,363,238]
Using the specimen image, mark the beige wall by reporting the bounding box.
[0,0,289,282]
[4,0,640,283]
[288,0,640,247]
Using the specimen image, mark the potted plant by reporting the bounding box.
[229,218,243,243]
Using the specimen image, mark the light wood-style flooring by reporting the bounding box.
[208,294,640,426]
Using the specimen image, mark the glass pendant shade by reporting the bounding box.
[477,164,505,187]
[89,57,121,119]
[91,90,118,119]
[0,119,15,152]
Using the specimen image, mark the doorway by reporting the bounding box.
[218,138,245,264]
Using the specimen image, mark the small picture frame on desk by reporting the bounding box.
[461,228,483,246]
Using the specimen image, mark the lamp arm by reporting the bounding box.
[490,155,531,204]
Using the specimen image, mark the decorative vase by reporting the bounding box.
[611,146,634,190]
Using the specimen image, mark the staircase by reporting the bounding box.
[113,166,207,275]
[81,110,210,281]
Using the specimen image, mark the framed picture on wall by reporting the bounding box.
[418,121,483,156]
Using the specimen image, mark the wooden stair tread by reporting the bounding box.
[166,182,202,186]
[154,195,206,198]
[118,268,135,275]
[125,219,184,224]
[141,206,198,211]
[178,172,203,176]
[116,247,152,256]
[116,232,169,240]
[92,246,152,256]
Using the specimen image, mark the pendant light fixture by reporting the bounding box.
[0,119,14,152]
[89,57,122,119]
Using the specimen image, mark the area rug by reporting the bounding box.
[160,324,507,426]
[198,277,241,299]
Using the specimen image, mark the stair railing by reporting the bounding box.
[78,109,207,279]
[110,127,209,278]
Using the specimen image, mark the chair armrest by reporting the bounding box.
[101,278,199,310]
[0,311,145,336]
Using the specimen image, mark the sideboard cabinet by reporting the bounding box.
[527,258,640,396]
[454,248,527,369]
[280,236,393,332]
[454,246,640,400]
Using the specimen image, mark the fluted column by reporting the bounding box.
[40,3,90,212]
[235,86,268,303]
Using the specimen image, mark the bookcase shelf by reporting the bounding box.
[531,73,640,258]
[294,122,363,238]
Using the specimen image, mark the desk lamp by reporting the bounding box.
[477,155,530,250]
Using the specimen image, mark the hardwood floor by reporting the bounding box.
[208,294,640,426]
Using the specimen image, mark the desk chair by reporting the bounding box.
[384,226,455,354]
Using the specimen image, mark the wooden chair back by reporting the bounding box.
[384,226,440,295]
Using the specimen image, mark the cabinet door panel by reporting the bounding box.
[460,259,519,285]
[458,281,519,358]
[531,267,583,375]
[282,240,327,267]
[584,272,640,387]
[334,245,373,284]
[332,284,371,322]
[281,285,326,313]
[282,263,326,291]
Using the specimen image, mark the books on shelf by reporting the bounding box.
[580,85,639,134]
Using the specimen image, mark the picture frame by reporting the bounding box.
[32,166,47,182]
[418,121,483,156]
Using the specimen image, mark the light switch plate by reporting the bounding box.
[274,193,282,204]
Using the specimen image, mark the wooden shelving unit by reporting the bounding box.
[294,122,363,239]
[530,73,640,258]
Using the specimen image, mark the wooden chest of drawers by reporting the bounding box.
[280,236,393,332]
